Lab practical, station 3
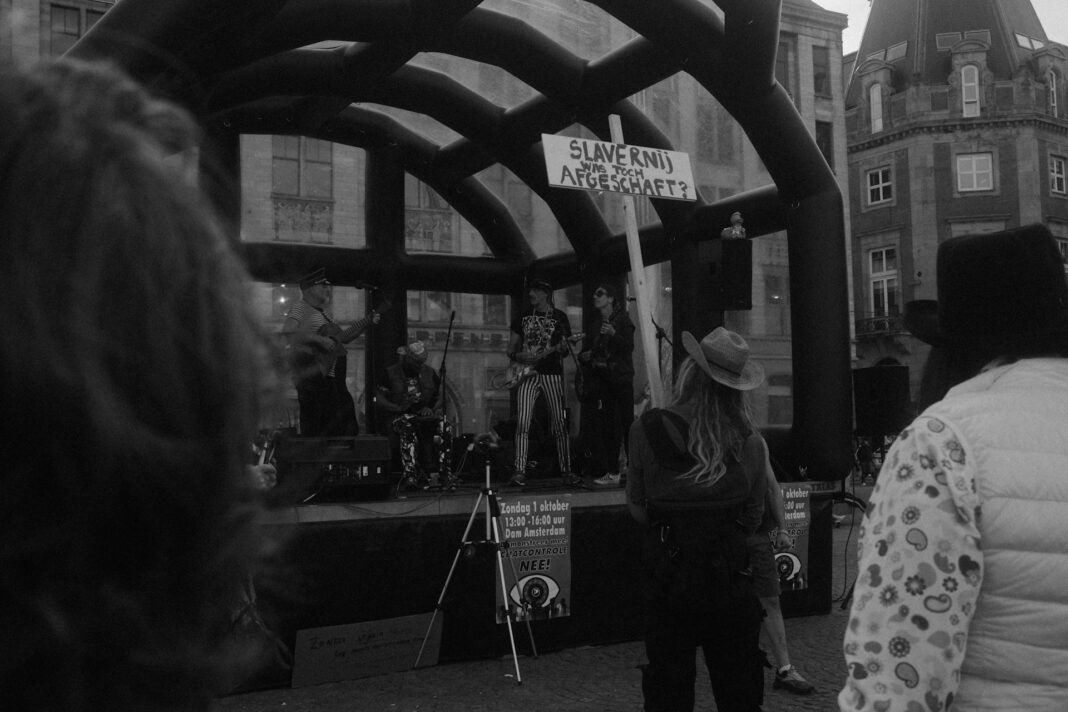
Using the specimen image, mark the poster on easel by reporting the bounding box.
[777,483,812,591]
[495,493,573,623]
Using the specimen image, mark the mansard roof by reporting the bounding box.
[846,0,1049,107]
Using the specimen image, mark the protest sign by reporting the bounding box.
[542,133,696,202]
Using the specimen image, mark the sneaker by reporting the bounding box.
[561,472,584,486]
[773,665,814,695]
[507,472,527,487]
[593,472,622,486]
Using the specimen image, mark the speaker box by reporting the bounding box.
[267,436,392,505]
[852,366,911,437]
[699,238,753,310]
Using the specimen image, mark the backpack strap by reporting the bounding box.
[640,408,696,472]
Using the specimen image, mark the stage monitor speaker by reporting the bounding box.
[852,366,911,437]
[699,238,753,310]
[268,436,392,505]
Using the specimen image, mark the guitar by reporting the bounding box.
[573,324,615,402]
[250,429,282,491]
[291,300,392,379]
[253,429,282,467]
[504,333,585,390]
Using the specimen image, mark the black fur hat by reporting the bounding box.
[903,224,1068,352]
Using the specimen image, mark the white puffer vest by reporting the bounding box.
[924,359,1068,711]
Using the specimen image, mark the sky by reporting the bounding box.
[814,0,1068,55]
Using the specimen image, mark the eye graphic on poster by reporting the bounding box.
[775,552,802,583]
[509,574,560,609]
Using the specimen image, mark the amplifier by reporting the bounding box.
[267,436,392,505]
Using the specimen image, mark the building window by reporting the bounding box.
[1051,156,1067,195]
[869,84,883,133]
[812,46,831,97]
[961,65,980,117]
[49,3,106,56]
[764,272,790,336]
[1057,239,1068,271]
[404,177,454,254]
[866,166,893,205]
[1015,33,1045,51]
[408,291,454,324]
[1049,69,1059,118]
[869,247,899,317]
[815,121,833,169]
[483,294,508,326]
[697,101,716,163]
[776,37,796,101]
[956,152,993,192]
[272,136,333,198]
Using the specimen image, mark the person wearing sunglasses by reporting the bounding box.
[578,283,635,486]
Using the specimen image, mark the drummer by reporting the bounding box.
[377,340,442,489]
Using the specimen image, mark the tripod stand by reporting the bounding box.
[415,442,538,682]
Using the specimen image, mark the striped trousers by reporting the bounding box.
[514,373,571,475]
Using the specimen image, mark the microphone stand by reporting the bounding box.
[650,315,672,379]
[365,285,380,435]
[434,311,457,488]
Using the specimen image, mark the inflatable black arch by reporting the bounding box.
[72,0,854,480]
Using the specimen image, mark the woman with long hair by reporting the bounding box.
[627,327,768,712]
[0,59,277,710]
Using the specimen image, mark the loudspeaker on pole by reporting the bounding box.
[698,238,753,310]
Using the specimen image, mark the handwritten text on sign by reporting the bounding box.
[542,134,696,202]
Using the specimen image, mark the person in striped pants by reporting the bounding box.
[506,279,579,486]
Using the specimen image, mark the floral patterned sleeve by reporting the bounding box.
[838,416,983,712]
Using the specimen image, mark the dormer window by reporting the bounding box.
[869,84,883,133]
[1015,33,1045,51]
[962,65,980,117]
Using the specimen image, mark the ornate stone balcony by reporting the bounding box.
[855,313,906,338]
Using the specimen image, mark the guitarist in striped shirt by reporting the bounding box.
[283,268,379,436]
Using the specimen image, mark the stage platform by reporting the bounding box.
[261,477,626,525]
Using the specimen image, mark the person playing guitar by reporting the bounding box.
[506,278,579,486]
[282,267,382,437]
[576,282,635,487]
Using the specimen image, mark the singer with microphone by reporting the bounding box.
[377,340,442,490]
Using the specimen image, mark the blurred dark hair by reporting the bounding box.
[0,59,275,710]
[595,282,622,305]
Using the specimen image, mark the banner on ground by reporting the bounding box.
[777,483,813,591]
[495,493,573,623]
[542,133,696,202]
[291,612,440,687]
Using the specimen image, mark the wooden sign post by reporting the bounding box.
[542,121,696,408]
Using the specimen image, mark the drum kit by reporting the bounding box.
[395,413,457,491]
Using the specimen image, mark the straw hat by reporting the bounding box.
[903,224,1068,351]
[681,327,764,390]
